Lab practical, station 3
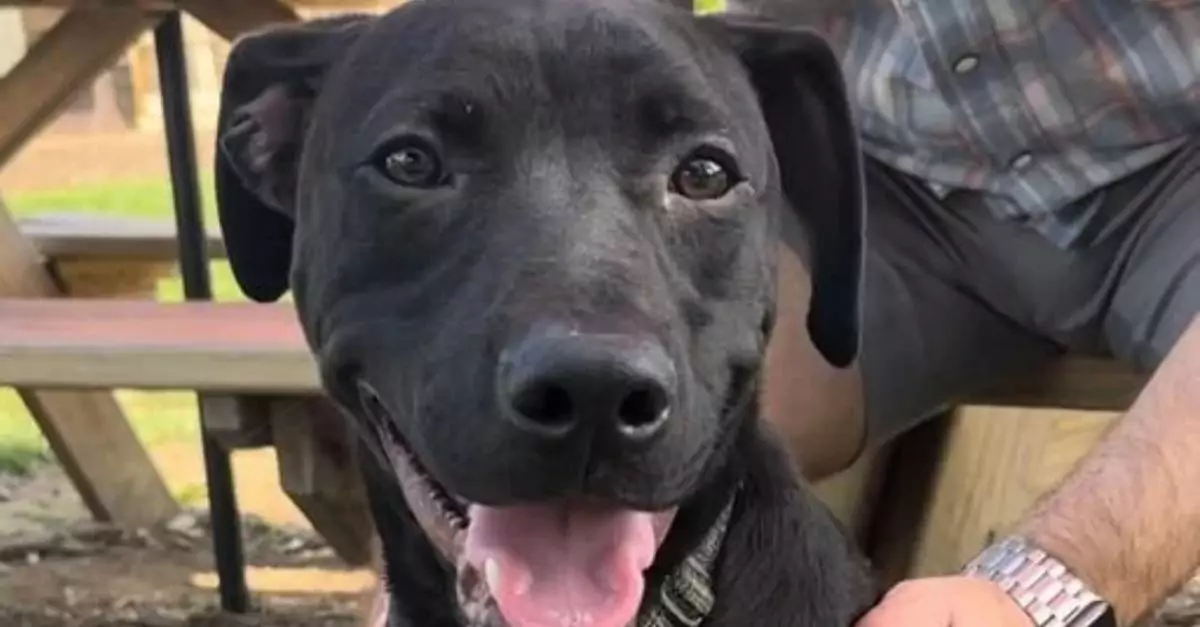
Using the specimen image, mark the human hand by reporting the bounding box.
[855,576,1035,627]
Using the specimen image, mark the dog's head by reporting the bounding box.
[216,0,862,624]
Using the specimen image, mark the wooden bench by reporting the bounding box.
[0,299,311,391]
[0,206,180,529]
[840,359,1147,585]
[0,298,373,566]
[810,358,1145,535]
[21,212,227,261]
[20,211,226,298]
[14,214,375,565]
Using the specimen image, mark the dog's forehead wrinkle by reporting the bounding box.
[318,0,764,191]
[358,0,730,118]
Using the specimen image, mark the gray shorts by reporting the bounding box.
[861,138,1200,445]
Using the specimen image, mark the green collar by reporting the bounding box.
[638,493,737,627]
[692,0,729,16]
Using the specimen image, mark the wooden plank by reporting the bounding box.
[0,299,318,392]
[0,6,158,168]
[810,443,891,548]
[176,0,300,41]
[21,212,226,261]
[864,413,955,585]
[20,213,225,298]
[0,209,179,527]
[0,0,175,7]
[201,394,273,449]
[126,38,154,129]
[867,407,1115,582]
[0,295,1144,408]
[816,360,1141,564]
[51,258,176,298]
[864,361,1142,581]
[267,396,375,566]
[969,358,1145,411]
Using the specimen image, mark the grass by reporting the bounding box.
[0,173,245,476]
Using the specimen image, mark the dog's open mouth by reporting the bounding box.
[358,383,678,627]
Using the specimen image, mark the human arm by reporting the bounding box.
[1016,313,1200,625]
[858,314,1200,627]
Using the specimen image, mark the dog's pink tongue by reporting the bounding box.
[464,503,657,627]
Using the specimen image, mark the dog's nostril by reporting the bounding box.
[616,384,670,431]
[511,382,575,429]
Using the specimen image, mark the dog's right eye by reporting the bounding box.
[670,148,742,201]
[374,138,448,188]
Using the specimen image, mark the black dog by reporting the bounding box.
[214,0,876,624]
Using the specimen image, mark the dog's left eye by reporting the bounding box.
[375,139,448,188]
[670,152,739,201]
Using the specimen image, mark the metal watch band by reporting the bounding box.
[963,536,1117,627]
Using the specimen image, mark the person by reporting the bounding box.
[742,1,1200,626]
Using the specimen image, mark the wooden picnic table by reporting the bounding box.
[0,0,376,611]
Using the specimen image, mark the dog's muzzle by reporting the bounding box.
[357,378,681,627]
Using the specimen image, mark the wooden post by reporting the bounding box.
[862,359,1143,583]
[202,395,274,450]
[867,407,1118,584]
[810,444,892,548]
[0,206,179,527]
[267,396,375,567]
[0,6,158,168]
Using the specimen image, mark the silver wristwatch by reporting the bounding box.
[963,536,1117,627]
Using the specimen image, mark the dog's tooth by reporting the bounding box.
[483,557,530,597]
[484,558,502,594]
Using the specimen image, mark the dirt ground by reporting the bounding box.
[0,445,374,627]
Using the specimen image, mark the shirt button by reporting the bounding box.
[953,54,980,74]
[1009,152,1034,170]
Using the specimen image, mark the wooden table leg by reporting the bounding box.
[810,443,894,550]
[178,0,299,41]
[0,6,159,168]
[865,407,1114,583]
[0,204,179,527]
[266,396,375,567]
[175,0,341,572]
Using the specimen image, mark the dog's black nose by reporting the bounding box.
[498,330,676,442]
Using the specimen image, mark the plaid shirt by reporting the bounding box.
[715,0,1200,247]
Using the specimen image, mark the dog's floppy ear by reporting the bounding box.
[215,15,372,302]
[706,16,865,368]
